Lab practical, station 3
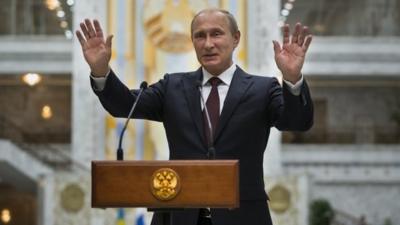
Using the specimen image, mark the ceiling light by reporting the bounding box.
[45,0,60,10]
[22,73,42,86]
[42,105,53,119]
[281,9,290,16]
[1,209,11,224]
[65,30,73,39]
[57,10,65,18]
[60,21,68,28]
[284,3,293,10]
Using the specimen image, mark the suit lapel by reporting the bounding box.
[214,66,253,142]
[182,68,207,147]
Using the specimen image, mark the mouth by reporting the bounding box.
[202,53,218,60]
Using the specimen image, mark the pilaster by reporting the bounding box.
[247,0,282,177]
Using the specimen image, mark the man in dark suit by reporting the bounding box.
[76,8,313,225]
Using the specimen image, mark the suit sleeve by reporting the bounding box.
[267,77,313,131]
[90,70,168,122]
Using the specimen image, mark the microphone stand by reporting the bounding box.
[116,81,148,161]
[115,81,179,223]
[116,82,175,225]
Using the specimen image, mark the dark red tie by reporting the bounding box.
[203,77,222,145]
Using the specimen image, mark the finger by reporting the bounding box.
[75,30,86,48]
[291,23,301,44]
[93,19,104,38]
[298,26,309,46]
[106,35,113,49]
[272,40,281,55]
[84,18,96,38]
[282,24,290,45]
[80,22,90,40]
[302,35,313,52]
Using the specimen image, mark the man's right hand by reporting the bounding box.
[76,19,113,77]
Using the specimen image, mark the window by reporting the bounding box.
[0,0,73,37]
[0,74,71,143]
[283,78,400,144]
[281,0,400,36]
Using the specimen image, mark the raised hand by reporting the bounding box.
[273,23,312,84]
[76,19,113,77]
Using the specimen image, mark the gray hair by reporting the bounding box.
[191,8,239,35]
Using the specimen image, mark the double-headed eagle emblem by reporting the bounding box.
[151,168,181,201]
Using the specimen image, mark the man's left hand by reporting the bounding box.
[273,23,312,84]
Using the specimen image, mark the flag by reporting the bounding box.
[117,208,126,225]
[135,208,147,225]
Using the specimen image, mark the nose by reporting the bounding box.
[204,35,214,50]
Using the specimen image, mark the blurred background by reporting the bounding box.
[0,0,399,225]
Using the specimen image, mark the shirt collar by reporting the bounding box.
[202,63,237,86]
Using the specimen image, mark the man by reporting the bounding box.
[76,8,313,225]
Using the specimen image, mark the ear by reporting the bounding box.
[233,30,241,48]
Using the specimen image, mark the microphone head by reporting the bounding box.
[140,81,148,89]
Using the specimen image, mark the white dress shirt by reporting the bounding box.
[200,64,236,113]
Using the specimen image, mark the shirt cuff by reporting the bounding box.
[90,69,111,91]
[282,75,304,96]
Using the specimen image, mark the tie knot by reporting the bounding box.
[207,77,222,87]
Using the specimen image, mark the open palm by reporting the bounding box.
[76,19,113,76]
[273,23,312,83]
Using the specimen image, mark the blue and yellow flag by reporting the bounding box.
[117,208,126,225]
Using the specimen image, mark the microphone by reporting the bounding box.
[117,81,148,160]
[196,81,216,159]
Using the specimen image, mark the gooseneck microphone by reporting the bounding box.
[196,81,216,159]
[117,81,148,160]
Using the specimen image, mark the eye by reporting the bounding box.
[212,31,221,36]
[193,32,205,39]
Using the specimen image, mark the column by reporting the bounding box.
[72,2,108,225]
[72,0,107,168]
[247,0,282,176]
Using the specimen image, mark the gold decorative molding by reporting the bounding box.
[268,184,291,214]
[60,183,85,213]
[143,0,207,53]
[150,168,181,201]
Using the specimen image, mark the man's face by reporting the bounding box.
[191,11,240,76]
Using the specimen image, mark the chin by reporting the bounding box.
[202,60,220,68]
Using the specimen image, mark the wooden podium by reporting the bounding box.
[92,160,239,209]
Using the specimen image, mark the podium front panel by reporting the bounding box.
[92,160,239,208]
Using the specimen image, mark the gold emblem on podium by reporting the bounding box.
[151,168,181,201]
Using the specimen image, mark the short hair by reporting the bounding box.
[190,8,239,35]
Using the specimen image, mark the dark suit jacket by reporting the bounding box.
[92,66,313,225]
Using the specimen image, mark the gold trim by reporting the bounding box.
[268,184,291,214]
